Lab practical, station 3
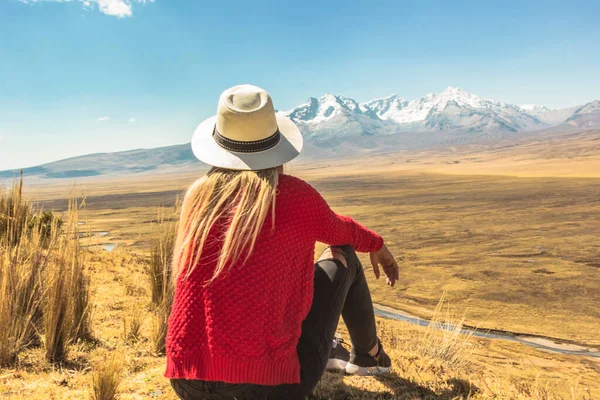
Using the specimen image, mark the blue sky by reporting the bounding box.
[0,0,599,170]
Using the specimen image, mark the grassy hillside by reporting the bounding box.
[1,248,598,399]
[0,144,199,179]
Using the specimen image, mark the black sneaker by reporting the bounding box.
[326,335,350,371]
[345,339,392,375]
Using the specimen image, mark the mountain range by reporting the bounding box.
[1,87,598,179]
[282,87,599,143]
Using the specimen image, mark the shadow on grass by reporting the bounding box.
[311,370,478,399]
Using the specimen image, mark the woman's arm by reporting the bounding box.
[307,184,384,253]
[305,180,399,286]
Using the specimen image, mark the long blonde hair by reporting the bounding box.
[172,165,282,285]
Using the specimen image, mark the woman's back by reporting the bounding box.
[166,173,383,385]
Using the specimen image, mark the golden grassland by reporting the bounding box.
[312,171,600,346]
[25,163,600,346]
[2,136,600,399]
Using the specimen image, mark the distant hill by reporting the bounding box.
[0,144,198,179]
[2,87,598,179]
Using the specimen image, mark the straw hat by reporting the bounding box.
[191,84,303,170]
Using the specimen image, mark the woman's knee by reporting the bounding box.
[317,247,347,268]
[317,245,358,268]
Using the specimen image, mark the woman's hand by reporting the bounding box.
[369,244,400,287]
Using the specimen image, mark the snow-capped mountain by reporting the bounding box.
[284,94,397,142]
[364,87,521,126]
[520,104,578,125]
[566,100,600,128]
[520,104,552,116]
[360,94,408,121]
[282,87,572,142]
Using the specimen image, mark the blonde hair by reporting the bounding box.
[172,165,282,285]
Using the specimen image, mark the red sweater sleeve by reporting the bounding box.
[302,180,384,253]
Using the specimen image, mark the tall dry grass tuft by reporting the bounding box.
[147,207,177,355]
[92,354,125,400]
[43,236,70,362]
[122,302,144,344]
[414,292,478,369]
[151,300,170,355]
[43,199,92,362]
[1,178,91,365]
[0,177,51,365]
[0,222,47,365]
[148,208,177,307]
[0,174,33,245]
[67,199,92,341]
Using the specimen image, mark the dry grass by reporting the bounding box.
[0,179,91,365]
[0,178,47,365]
[150,300,170,356]
[42,236,71,363]
[413,292,478,370]
[148,207,177,308]
[147,207,177,355]
[0,248,598,399]
[0,224,45,366]
[122,302,144,344]
[0,175,33,246]
[42,199,92,363]
[317,316,598,400]
[92,354,125,400]
[68,201,93,342]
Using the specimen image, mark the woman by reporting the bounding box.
[166,85,400,399]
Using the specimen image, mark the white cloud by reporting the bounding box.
[17,0,154,18]
[97,116,110,121]
[97,0,131,18]
[128,117,136,123]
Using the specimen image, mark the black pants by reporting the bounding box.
[171,245,378,400]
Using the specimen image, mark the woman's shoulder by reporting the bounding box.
[278,174,325,206]
[279,174,317,194]
[277,174,321,202]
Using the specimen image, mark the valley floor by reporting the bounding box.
[29,165,600,346]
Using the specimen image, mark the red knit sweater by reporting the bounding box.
[165,174,384,385]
